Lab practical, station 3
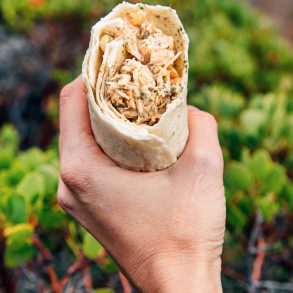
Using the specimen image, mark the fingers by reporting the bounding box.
[59,76,96,153]
[59,76,116,163]
[176,106,223,173]
[186,106,221,155]
[59,76,120,195]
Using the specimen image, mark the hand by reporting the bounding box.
[57,76,226,293]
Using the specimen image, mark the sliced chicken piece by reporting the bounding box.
[126,10,147,27]
[119,108,137,119]
[121,59,142,74]
[127,99,136,110]
[136,98,144,115]
[117,74,131,86]
[150,49,175,65]
[124,36,144,62]
[139,33,174,61]
[100,35,113,51]
[110,94,123,106]
[140,21,161,36]
[138,66,155,87]
[103,18,133,38]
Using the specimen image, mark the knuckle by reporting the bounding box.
[205,112,218,126]
[188,107,200,120]
[59,83,74,107]
[60,158,86,193]
[57,190,74,213]
[191,148,223,173]
[201,111,218,127]
[190,110,218,128]
[60,83,73,99]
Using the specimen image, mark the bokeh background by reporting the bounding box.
[0,0,292,292]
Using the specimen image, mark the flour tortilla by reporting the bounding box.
[82,2,189,171]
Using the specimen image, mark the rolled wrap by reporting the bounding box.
[82,2,189,171]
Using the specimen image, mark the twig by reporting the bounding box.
[248,212,264,255]
[32,235,60,292]
[31,236,52,261]
[82,266,93,290]
[222,266,245,282]
[32,235,88,292]
[47,266,61,293]
[59,253,86,288]
[251,237,266,285]
[0,229,15,292]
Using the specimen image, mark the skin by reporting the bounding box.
[57,76,226,292]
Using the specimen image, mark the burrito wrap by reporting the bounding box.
[82,2,189,171]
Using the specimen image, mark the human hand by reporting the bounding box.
[58,76,225,292]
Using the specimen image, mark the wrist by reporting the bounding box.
[134,253,222,293]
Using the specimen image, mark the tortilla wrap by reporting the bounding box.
[82,2,189,171]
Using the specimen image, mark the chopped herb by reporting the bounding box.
[141,31,150,39]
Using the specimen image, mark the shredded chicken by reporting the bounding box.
[100,10,182,126]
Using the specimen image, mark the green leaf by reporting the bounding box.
[240,109,266,135]
[249,149,272,179]
[227,205,248,232]
[6,195,28,224]
[237,193,253,216]
[0,124,19,150]
[38,206,65,229]
[16,172,45,205]
[4,224,34,256]
[263,164,287,194]
[37,164,59,199]
[5,242,34,268]
[18,148,46,170]
[224,162,253,190]
[6,158,30,185]
[281,183,293,209]
[197,85,245,117]
[4,223,35,267]
[257,193,280,221]
[93,289,115,293]
[0,147,14,169]
[103,257,118,273]
[82,232,104,260]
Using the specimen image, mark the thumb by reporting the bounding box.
[176,106,223,174]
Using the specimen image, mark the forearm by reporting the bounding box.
[133,254,223,293]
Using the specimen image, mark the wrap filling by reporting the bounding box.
[98,10,183,126]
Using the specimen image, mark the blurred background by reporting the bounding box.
[0,0,292,292]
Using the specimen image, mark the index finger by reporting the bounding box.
[59,76,114,164]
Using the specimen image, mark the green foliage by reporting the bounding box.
[82,230,104,260]
[0,0,121,29]
[93,289,115,293]
[0,124,117,289]
[176,0,293,233]
[4,223,34,268]
[224,162,253,190]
